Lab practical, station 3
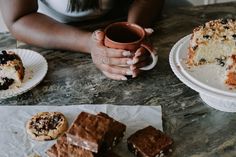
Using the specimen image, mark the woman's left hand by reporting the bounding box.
[131,28,155,78]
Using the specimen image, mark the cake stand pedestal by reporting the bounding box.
[200,93,236,112]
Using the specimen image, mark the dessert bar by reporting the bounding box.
[98,112,126,149]
[127,126,173,157]
[66,112,111,153]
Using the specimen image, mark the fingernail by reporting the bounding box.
[126,70,133,75]
[136,51,141,56]
[94,30,103,40]
[133,58,138,64]
[145,28,154,34]
[121,77,127,80]
[123,51,131,57]
[94,30,101,36]
[130,65,137,70]
[127,60,135,65]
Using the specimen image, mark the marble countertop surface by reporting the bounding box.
[0,2,236,157]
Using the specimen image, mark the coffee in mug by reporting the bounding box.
[104,22,158,70]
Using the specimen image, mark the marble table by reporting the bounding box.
[0,2,236,157]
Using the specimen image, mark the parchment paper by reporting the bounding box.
[0,105,162,157]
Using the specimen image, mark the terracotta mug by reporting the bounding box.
[104,22,158,70]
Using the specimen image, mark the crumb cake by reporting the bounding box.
[127,126,173,157]
[188,19,236,86]
[0,50,24,90]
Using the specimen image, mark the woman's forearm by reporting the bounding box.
[10,13,92,53]
[128,0,165,27]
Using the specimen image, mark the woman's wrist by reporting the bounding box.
[76,31,93,53]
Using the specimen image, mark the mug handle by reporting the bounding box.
[139,43,158,71]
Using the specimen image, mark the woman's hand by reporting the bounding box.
[90,30,136,80]
[131,28,155,78]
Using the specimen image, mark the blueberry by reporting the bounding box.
[192,45,198,50]
[232,34,236,40]
[1,50,7,55]
[0,77,14,90]
[221,19,228,24]
[220,62,225,67]
[0,50,18,64]
[199,58,206,64]
[224,26,229,29]
[203,35,210,39]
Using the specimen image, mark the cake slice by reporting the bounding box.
[0,50,24,90]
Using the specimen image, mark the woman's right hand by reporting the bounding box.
[90,30,136,80]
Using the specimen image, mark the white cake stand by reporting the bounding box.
[169,35,236,112]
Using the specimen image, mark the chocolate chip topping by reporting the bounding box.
[199,58,207,64]
[0,77,14,90]
[232,34,236,40]
[32,114,62,133]
[215,56,226,67]
[192,45,198,50]
[0,50,19,64]
[221,19,228,25]
[224,26,229,29]
[203,35,210,39]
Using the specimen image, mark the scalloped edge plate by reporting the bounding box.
[0,49,48,99]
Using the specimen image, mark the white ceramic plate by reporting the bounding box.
[169,35,236,112]
[0,49,48,99]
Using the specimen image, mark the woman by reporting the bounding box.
[0,0,164,80]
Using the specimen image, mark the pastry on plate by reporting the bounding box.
[26,112,68,141]
[0,50,24,90]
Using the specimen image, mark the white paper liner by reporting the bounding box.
[0,105,162,157]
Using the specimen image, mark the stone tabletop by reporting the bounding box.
[0,2,236,157]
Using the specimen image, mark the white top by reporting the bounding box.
[38,0,115,23]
